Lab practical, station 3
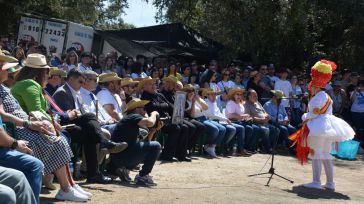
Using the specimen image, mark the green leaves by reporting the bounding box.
[151,0,364,70]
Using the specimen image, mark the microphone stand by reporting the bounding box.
[248,98,294,186]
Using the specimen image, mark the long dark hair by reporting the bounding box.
[15,66,49,86]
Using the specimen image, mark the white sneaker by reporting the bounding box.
[73,184,92,199]
[55,187,88,202]
[206,147,217,158]
[322,182,335,191]
[303,182,322,189]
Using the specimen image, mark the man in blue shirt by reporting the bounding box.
[263,90,296,148]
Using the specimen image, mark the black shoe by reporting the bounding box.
[100,141,128,154]
[115,167,132,183]
[87,173,113,184]
[178,157,192,162]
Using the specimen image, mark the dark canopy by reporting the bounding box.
[95,23,223,60]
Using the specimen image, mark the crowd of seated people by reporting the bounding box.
[0,43,363,203]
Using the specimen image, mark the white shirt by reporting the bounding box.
[80,87,113,124]
[65,83,82,111]
[274,79,293,107]
[187,100,205,118]
[225,100,245,116]
[78,63,92,72]
[350,91,364,113]
[217,80,235,92]
[96,88,123,114]
[131,72,148,79]
[204,98,229,122]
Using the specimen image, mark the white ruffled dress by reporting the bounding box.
[302,91,355,159]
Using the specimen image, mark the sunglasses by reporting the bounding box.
[78,80,85,84]
[224,73,230,76]
[235,93,243,96]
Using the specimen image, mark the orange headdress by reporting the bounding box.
[308,60,337,91]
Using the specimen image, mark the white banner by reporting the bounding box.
[17,16,43,46]
[41,20,67,54]
[66,22,94,53]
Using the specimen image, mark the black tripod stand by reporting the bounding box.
[248,98,294,186]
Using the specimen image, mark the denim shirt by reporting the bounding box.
[263,99,288,123]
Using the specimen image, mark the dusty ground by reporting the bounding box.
[41,151,364,204]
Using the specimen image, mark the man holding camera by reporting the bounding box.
[109,99,161,186]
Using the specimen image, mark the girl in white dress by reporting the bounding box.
[289,60,354,191]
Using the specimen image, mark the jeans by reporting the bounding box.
[111,141,161,176]
[277,124,297,147]
[0,166,37,204]
[291,108,303,126]
[0,149,43,204]
[234,121,256,151]
[222,124,236,147]
[102,123,116,135]
[196,117,225,145]
[351,112,364,142]
[229,123,246,151]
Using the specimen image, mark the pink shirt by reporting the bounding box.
[225,100,245,116]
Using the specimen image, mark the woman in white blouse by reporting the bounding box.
[225,87,258,153]
[184,85,225,158]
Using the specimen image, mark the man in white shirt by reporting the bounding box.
[274,68,293,108]
[96,73,123,121]
[204,89,251,156]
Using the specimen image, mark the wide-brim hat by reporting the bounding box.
[270,90,286,99]
[162,75,178,84]
[49,68,67,78]
[228,87,245,99]
[0,52,17,63]
[182,84,194,92]
[138,76,157,89]
[98,72,121,83]
[202,88,217,97]
[249,70,259,78]
[23,54,50,69]
[124,98,149,113]
[120,77,139,87]
[7,64,23,73]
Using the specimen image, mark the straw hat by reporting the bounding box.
[138,76,157,89]
[270,90,285,99]
[249,70,259,78]
[120,77,139,87]
[162,75,178,84]
[228,87,245,99]
[182,84,194,92]
[98,72,121,83]
[202,88,217,97]
[49,68,67,77]
[0,50,18,70]
[23,54,50,69]
[124,98,150,113]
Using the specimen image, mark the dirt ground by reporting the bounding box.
[41,151,364,204]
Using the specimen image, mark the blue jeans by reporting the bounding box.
[277,124,297,147]
[222,124,236,147]
[0,149,43,204]
[102,124,116,135]
[233,121,254,150]
[229,123,245,150]
[111,141,161,176]
[351,112,364,142]
[196,117,225,145]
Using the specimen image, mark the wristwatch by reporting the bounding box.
[11,139,18,149]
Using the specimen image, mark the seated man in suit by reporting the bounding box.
[53,69,125,184]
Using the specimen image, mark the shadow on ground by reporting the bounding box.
[285,185,350,200]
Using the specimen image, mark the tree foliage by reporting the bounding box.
[151,0,364,70]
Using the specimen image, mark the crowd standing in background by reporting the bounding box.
[0,43,363,203]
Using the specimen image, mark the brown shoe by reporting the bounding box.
[236,150,252,157]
